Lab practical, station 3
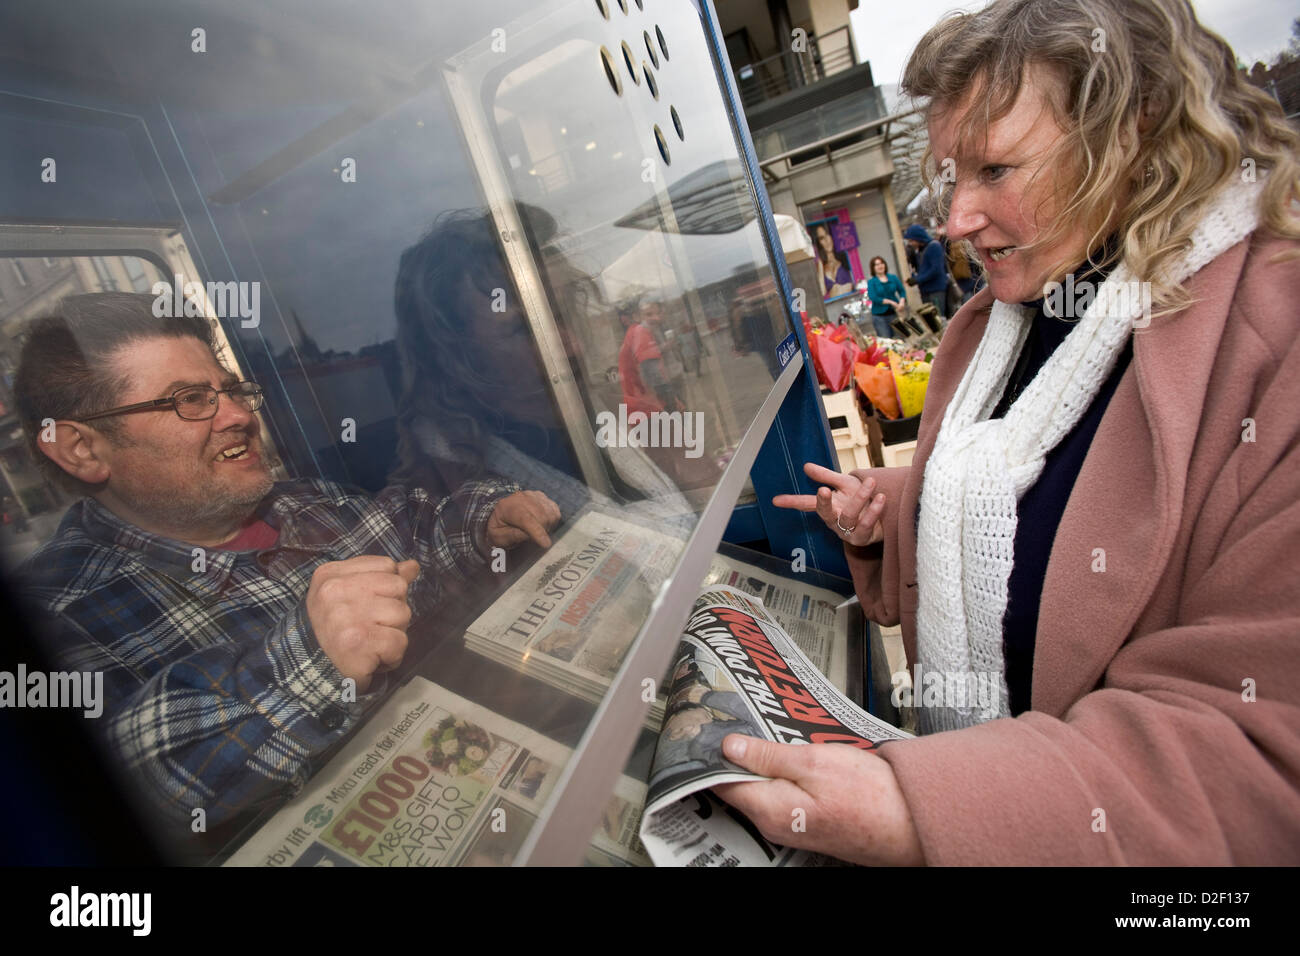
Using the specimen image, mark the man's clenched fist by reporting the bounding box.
[306,555,420,693]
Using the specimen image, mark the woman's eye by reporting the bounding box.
[982,165,1009,183]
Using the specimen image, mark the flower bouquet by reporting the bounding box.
[854,339,933,421]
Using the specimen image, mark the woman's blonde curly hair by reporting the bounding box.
[903,0,1300,313]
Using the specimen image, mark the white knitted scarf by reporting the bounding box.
[914,178,1263,734]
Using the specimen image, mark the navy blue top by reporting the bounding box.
[913,240,950,294]
[914,247,1130,715]
[990,302,1131,715]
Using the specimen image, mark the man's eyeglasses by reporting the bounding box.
[78,382,265,423]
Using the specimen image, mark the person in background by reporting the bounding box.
[619,298,681,418]
[932,223,967,316]
[727,298,750,354]
[814,224,854,299]
[715,0,1300,865]
[616,297,718,492]
[903,223,950,320]
[946,234,980,305]
[677,317,705,376]
[866,256,908,339]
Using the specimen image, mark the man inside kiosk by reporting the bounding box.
[12,291,561,847]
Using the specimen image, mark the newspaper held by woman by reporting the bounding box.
[640,586,910,867]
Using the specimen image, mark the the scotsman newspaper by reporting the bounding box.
[462,510,852,720]
[227,514,908,867]
[461,511,684,724]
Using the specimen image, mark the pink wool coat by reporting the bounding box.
[848,230,1300,864]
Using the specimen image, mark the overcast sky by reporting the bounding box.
[851,0,1298,91]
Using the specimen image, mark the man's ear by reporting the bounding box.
[37,421,111,485]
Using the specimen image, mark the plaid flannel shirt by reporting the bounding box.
[19,476,517,833]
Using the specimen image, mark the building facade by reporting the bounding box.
[715,0,922,319]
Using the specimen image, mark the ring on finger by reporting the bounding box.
[835,513,857,535]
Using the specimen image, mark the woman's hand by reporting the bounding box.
[712,735,924,866]
[772,462,886,547]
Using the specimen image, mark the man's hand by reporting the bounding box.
[305,556,420,694]
[486,490,561,549]
[712,735,925,866]
[771,462,886,546]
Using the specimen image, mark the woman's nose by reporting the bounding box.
[946,183,987,240]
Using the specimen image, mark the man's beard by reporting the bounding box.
[140,470,275,535]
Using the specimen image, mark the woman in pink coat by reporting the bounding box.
[714,0,1300,864]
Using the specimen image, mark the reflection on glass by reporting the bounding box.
[0,0,795,866]
[389,206,693,528]
[467,14,792,507]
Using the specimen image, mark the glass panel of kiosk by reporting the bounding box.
[0,0,808,865]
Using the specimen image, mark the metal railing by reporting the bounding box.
[755,104,920,168]
[732,25,857,110]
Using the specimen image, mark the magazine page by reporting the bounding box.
[639,585,910,867]
[224,677,651,867]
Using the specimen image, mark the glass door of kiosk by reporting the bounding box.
[0,0,870,866]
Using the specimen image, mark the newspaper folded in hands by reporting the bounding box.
[639,585,910,867]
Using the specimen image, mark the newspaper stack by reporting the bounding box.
[463,511,684,725]
[228,581,908,866]
[224,677,652,867]
[463,509,854,725]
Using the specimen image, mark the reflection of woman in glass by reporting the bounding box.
[814,224,853,299]
[391,207,692,530]
[392,207,573,498]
